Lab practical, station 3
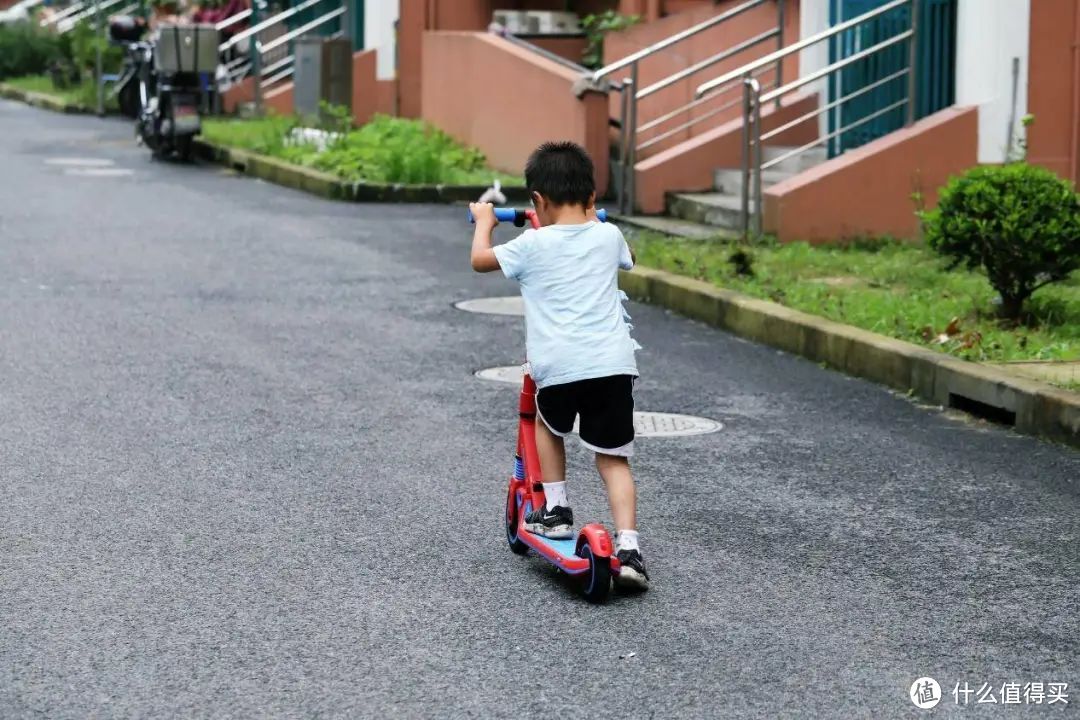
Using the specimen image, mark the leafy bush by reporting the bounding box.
[202,114,522,186]
[921,164,1080,320]
[581,11,641,69]
[310,115,489,184]
[65,21,123,76]
[0,23,62,80]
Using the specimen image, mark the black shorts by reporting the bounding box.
[536,375,636,456]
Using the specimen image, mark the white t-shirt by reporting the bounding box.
[492,221,640,389]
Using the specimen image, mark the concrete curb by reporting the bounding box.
[194,139,531,204]
[619,265,1080,448]
[0,82,90,114]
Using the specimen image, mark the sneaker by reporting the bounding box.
[523,504,574,539]
[615,549,649,591]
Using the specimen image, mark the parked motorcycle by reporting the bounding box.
[128,23,219,161]
[108,17,150,120]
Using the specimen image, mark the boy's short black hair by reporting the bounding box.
[525,141,595,207]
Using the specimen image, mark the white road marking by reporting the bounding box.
[45,158,115,167]
[63,167,134,177]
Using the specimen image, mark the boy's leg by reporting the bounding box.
[596,452,648,590]
[525,385,575,538]
[595,453,635,532]
[534,417,567,508]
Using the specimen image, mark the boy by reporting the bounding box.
[469,141,648,590]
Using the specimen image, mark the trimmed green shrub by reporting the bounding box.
[0,23,62,80]
[921,164,1080,320]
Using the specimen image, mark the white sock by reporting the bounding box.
[615,529,639,553]
[543,481,568,511]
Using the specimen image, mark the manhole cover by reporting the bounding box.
[475,365,525,384]
[633,412,722,437]
[454,296,523,316]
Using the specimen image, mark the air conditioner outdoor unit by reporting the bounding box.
[492,9,530,33]
[523,10,581,34]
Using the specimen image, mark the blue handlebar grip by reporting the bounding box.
[467,208,608,223]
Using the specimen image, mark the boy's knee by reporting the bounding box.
[595,452,629,466]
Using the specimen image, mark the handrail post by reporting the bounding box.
[741,75,752,240]
[618,79,631,214]
[94,0,103,116]
[774,0,784,108]
[752,84,763,237]
[906,0,919,125]
[626,62,639,216]
[251,0,263,115]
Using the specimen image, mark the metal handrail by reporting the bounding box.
[40,1,86,27]
[637,79,776,153]
[760,66,909,143]
[216,8,252,31]
[759,30,912,105]
[737,0,918,238]
[697,0,908,97]
[604,0,783,214]
[762,98,909,171]
[258,6,343,55]
[222,0,324,50]
[638,64,771,135]
[592,0,766,81]
[637,27,779,99]
[57,0,126,32]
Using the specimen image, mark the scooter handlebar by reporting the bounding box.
[467,208,607,226]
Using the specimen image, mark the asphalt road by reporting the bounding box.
[1,100,1078,720]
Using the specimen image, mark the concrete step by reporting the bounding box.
[612,213,737,241]
[666,192,751,231]
[713,167,795,195]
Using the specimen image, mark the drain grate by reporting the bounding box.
[454,296,524,316]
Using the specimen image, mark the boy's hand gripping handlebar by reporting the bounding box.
[467,207,607,226]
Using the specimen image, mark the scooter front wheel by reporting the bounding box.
[504,482,528,555]
[577,543,611,603]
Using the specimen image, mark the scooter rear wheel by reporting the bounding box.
[504,483,529,555]
[577,543,611,603]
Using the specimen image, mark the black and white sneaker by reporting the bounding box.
[524,504,574,539]
[615,549,649,591]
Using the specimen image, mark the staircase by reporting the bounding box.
[665,146,828,234]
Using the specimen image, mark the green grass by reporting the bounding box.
[631,231,1080,378]
[5,73,117,112]
[202,114,523,187]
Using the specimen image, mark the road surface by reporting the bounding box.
[1,100,1077,719]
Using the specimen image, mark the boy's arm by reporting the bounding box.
[469,202,501,273]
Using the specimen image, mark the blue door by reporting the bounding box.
[827,0,956,156]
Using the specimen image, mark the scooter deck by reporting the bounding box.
[517,500,621,575]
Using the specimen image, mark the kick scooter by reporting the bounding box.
[469,206,619,603]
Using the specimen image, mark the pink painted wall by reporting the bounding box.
[763,106,979,243]
[634,92,818,213]
[422,31,610,193]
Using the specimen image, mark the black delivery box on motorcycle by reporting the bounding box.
[155,24,219,75]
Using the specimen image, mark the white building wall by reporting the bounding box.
[364,0,400,80]
[955,0,1030,163]
[798,0,832,138]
